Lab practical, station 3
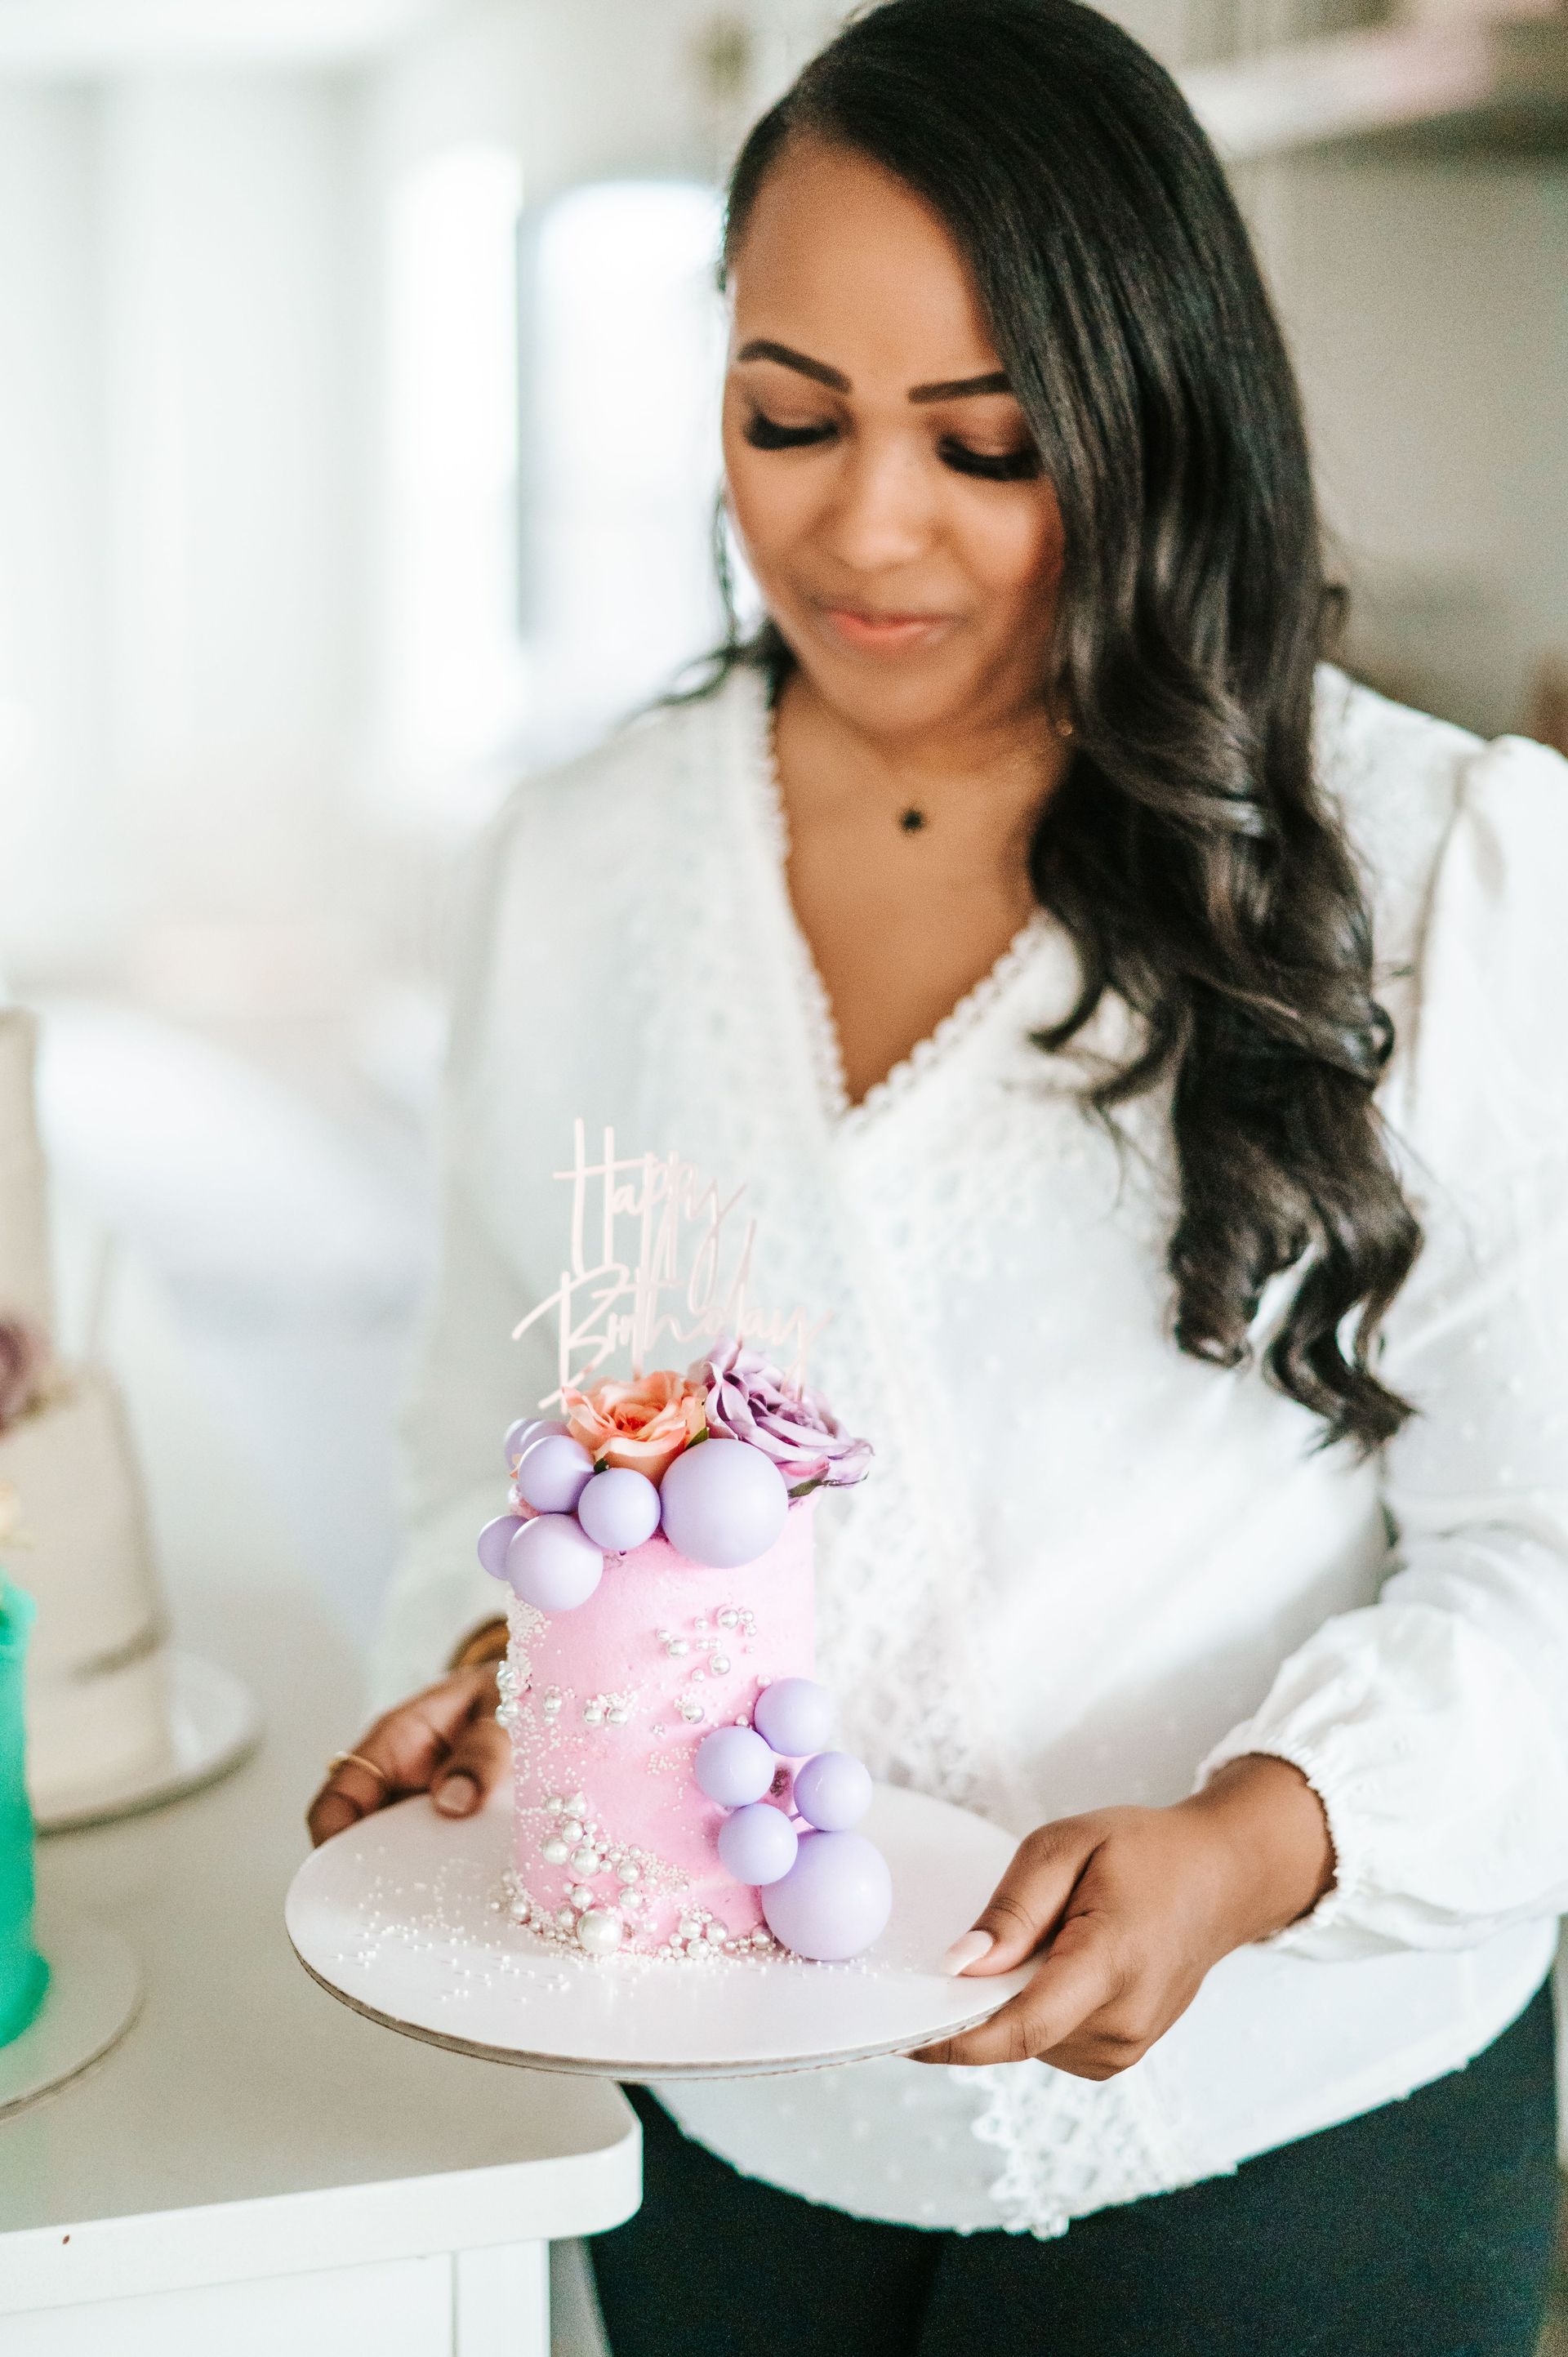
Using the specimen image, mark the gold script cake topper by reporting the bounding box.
[513,1121,827,1406]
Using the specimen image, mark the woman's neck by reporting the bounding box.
[773,667,1067,853]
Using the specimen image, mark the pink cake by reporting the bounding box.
[500,1500,815,1958]
[483,1133,888,1966]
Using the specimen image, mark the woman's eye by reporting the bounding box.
[939,437,1042,482]
[742,409,837,452]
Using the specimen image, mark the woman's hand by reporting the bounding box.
[910,1754,1334,2076]
[305,1663,508,1847]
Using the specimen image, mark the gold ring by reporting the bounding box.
[327,1750,390,1789]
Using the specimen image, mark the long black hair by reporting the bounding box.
[715,0,1420,1454]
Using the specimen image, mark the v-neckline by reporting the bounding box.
[736,666,1054,1129]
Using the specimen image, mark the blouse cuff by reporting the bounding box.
[1195,1601,1568,1962]
[1196,1727,1379,1960]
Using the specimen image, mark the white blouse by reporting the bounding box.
[374,660,1568,2238]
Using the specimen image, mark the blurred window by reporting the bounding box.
[380,143,527,828]
[521,178,726,762]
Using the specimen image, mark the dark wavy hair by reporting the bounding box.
[711,0,1421,1453]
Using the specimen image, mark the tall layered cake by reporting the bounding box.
[481,1130,891,1966]
[0,1007,173,1819]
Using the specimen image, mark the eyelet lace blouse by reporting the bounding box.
[374,659,1568,2236]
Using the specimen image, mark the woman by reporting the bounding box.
[308,2,1568,2347]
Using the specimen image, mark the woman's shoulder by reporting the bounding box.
[488,664,757,867]
[1313,659,1568,977]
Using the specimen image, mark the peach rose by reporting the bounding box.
[564,1370,705,1483]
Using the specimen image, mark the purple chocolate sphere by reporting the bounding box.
[793,1749,873,1833]
[693,1724,776,1807]
[576,1466,661,1553]
[477,1513,527,1580]
[514,1432,595,1515]
[505,1513,604,1612]
[761,1829,893,1961]
[504,1415,567,1468]
[753,1676,835,1759]
[717,1801,799,1887]
[657,1437,788,1570]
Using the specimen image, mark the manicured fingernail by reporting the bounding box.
[941,1929,995,1976]
[434,1773,479,1816]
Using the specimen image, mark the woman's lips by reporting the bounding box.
[817,604,954,653]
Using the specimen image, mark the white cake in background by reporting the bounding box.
[0,1006,175,1817]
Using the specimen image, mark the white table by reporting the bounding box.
[0,1271,640,2355]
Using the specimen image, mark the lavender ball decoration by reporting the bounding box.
[793,1749,873,1833]
[477,1513,527,1580]
[505,1513,604,1612]
[657,1437,788,1570]
[577,1466,661,1553]
[693,1725,776,1807]
[514,1432,595,1515]
[718,1801,799,1887]
[505,1415,568,1469]
[753,1676,835,1759]
[761,1830,893,1961]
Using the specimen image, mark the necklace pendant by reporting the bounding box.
[899,806,927,834]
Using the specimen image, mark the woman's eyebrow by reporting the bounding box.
[907,370,1010,403]
[735,338,850,391]
[734,341,1011,405]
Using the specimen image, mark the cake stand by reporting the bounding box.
[286,1784,1033,2080]
[33,1651,261,1835]
[0,1906,141,2119]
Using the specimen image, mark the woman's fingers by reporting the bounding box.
[911,1913,1120,2069]
[946,1817,1103,1976]
[431,1706,511,1818]
[305,1663,500,1847]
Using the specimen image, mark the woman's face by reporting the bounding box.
[722,136,1066,745]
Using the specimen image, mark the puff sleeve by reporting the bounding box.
[1200,729,1568,1960]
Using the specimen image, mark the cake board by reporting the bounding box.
[33,1651,261,1835]
[0,1907,141,2119]
[287,1783,1033,2080]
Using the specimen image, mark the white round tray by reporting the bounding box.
[34,1651,261,1834]
[0,1906,141,2119]
[287,1784,1031,2080]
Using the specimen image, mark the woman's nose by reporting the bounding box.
[820,433,935,574]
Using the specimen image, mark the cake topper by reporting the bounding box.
[513,1121,827,1407]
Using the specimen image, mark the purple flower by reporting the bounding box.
[688,1339,871,1494]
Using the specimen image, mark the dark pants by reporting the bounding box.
[591,1980,1559,2357]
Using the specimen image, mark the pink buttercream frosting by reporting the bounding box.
[506,1497,815,1956]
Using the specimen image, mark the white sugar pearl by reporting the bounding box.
[705,1922,727,1945]
[710,1655,731,1675]
[566,1793,587,1815]
[617,1860,640,1884]
[568,1885,593,1910]
[679,1700,704,1723]
[559,1819,584,1845]
[546,1794,564,1814]
[541,1836,568,1864]
[679,1914,702,1939]
[577,1909,623,1956]
[667,1638,689,1657]
[570,1846,601,1875]
[556,1907,575,1928]
[717,1610,738,1629]
[583,1704,604,1727]
[607,1706,628,1725]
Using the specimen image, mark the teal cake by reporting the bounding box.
[0,1577,48,2046]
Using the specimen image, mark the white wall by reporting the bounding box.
[1246,151,1568,737]
[98,73,363,999]
[0,87,109,975]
